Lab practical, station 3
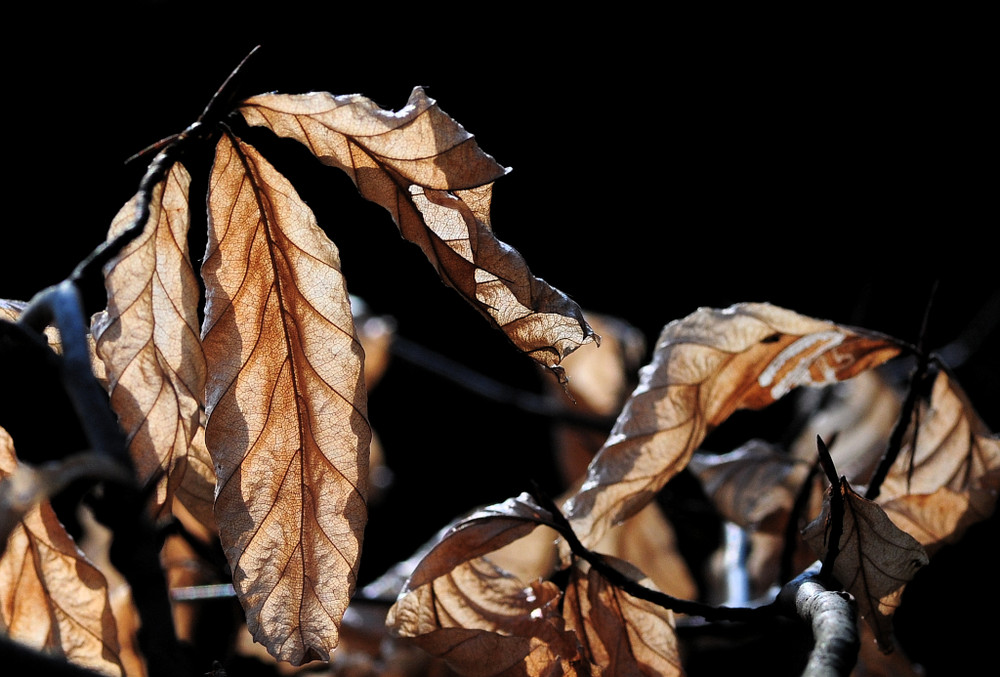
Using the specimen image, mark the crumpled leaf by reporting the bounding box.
[201,132,371,664]
[563,558,681,677]
[91,162,207,519]
[564,303,904,549]
[387,492,682,676]
[238,86,596,381]
[877,368,1000,555]
[0,427,123,676]
[802,477,928,651]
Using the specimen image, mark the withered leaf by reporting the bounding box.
[564,303,903,549]
[238,87,596,380]
[389,556,585,677]
[201,132,371,664]
[563,558,681,677]
[802,478,928,651]
[877,369,1000,555]
[689,439,815,533]
[91,162,207,519]
[0,428,123,676]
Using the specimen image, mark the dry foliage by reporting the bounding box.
[0,52,997,677]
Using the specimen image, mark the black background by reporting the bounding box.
[2,4,997,674]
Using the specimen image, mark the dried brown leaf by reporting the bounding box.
[689,439,814,533]
[877,369,1000,554]
[239,87,596,380]
[0,428,124,676]
[91,162,206,519]
[565,303,903,549]
[201,132,371,664]
[563,558,682,677]
[802,479,928,650]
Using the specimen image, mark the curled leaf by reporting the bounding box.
[565,303,903,549]
[239,87,596,380]
[201,132,371,664]
[91,162,206,518]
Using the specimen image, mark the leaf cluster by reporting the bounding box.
[1,48,998,677]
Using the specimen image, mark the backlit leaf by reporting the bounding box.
[563,558,681,677]
[91,162,206,518]
[239,87,596,381]
[201,132,371,664]
[802,478,928,650]
[564,303,903,548]
[0,428,123,676]
[877,368,1000,554]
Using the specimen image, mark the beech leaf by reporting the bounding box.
[563,558,682,677]
[238,87,596,380]
[91,162,207,518]
[802,478,928,650]
[0,428,123,676]
[201,132,371,664]
[877,368,1000,554]
[564,303,903,549]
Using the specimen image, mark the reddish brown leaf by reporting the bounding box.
[91,162,206,519]
[201,132,371,664]
[238,87,596,381]
[564,303,903,549]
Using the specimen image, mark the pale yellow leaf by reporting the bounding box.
[564,303,903,549]
[201,132,371,664]
[0,428,123,676]
[239,87,596,380]
[802,479,928,650]
[91,162,207,519]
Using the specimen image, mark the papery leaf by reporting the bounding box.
[802,478,928,650]
[563,558,682,677]
[389,556,585,677]
[91,163,206,518]
[689,439,815,533]
[400,492,564,593]
[564,303,903,548]
[201,132,371,664]
[877,369,1000,554]
[239,87,596,380]
[0,428,123,676]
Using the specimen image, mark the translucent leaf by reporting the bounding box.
[565,303,903,548]
[877,369,1000,554]
[201,132,371,664]
[802,478,928,650]
[239,87,596,381]
[563,558,681,677]
[91,163,207,518]
[689,439,814,533]
[0,428,123,676]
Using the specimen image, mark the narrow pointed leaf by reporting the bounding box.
[91,163,206,518]
[565,303,903,548]
[239,87,596,380]
[201,132,371,664]
[802,478,928,650]
[0,428,123,676]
